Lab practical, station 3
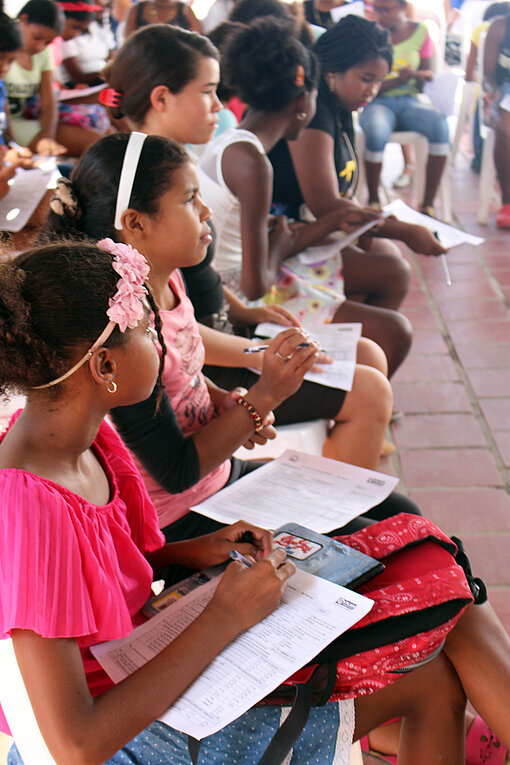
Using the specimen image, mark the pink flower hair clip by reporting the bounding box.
[97,238,150,332]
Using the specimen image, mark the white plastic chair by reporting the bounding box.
[0,639,57,765]
[477,29,500,224]
[450,79,478,165]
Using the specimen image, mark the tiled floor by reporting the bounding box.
[378,149,510,636]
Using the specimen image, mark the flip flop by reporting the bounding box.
[465,715,508,764]
[359,736,397,764]
[496,204,510,229]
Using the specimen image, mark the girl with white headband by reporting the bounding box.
[3,239,510,765]
[43,131,418,553]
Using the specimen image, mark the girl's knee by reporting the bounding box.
[357,336,388,376]
[348,365,393,422]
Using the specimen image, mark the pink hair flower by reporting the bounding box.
[97,238,150,332]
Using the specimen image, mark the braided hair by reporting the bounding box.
[314,15,393,74]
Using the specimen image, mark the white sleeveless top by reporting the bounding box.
[199,128,265,281]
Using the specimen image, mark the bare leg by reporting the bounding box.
[341,244,411,311]
[354,652,466,765]
[323,364,392,468]
[365,159,383,205]
[56,124,103,156]
[494,110,510,205]
[443,601,510,749]
[356,337,389,377]
[422,155,448,210]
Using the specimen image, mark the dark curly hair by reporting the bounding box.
[0,241,164,395]
[223,17,319,112]
[104,24,219,124]
[314,15,393,74]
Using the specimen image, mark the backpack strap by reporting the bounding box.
[187,664,336,765]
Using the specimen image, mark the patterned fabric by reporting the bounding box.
[58,102,110,133]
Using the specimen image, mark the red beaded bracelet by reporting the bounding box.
[236,395,264,432]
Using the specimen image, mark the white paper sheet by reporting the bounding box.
[58,83,107,101]
[331,1,365,21]
[297,218,387,266]
[0,167,56,231]
[192,450,398,532]
[92,569,373,740]
[255,321,362,391]
[383,198,484,248]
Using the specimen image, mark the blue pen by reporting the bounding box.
[229,549,255,567]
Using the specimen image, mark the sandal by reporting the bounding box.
[393,165,414,189]
[360,735,397,764]
[465,715,509,764]
[496,204,510,229]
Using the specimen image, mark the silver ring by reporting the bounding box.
[276,351,291,360]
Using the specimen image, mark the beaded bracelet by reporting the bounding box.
[236,395,264,433]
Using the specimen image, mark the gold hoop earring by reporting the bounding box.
[107,380,118,394]
[297,112,307,121]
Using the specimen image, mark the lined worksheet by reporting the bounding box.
[92,569,372,740]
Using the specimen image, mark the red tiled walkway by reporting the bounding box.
[379,156,510,634]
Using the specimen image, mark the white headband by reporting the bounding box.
[114,131,148,230]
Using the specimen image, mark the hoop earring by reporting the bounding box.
[107,379,118,394]
[297,112,308,121]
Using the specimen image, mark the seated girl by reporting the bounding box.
[5,0,107,157]
[2,241,510,764]
[124,0,201,39]
[267,15,448,377]
[57,0,114,87]
[358,0,450,217]
[197,17,410,378]
[42,133,398,543]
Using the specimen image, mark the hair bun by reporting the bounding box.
[49,178,81,219]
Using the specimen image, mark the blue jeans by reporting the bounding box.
[8,701,354,764]
[359,93,450,162]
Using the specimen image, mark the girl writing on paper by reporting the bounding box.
[42,133,403,546]
[3,239,510,765]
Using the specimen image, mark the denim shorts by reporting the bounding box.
[8,701,354,764]
[359,93,450,162]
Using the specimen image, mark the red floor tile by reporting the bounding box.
[428,280,498,300]
[392,382,473,413]
[401,289,430,308]
[493,431,510,467]
[467,369,510,397]
[454,343,510,369]
[393,414,486,449]
[438,299,509,321]
[402,306,440,329]
[421,262,486,282]
[490,268,510,285]
[479,399,510,431]
[409,488,510,534]
[410,330,450,355]
[446,320,510,345]
[392,355,460,384]
[399,448,503,487]
[460,535,510,586]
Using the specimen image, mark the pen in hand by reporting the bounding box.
[229,549,255,567]
[244,343,325,354]
[433,231,452,287]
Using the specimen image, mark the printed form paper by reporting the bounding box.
[0,167,56,232]
[383,199,484,248]
[298,217,389,266]
[255,322,362,391]
[91,569,373,740]
[192,450,398,532]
